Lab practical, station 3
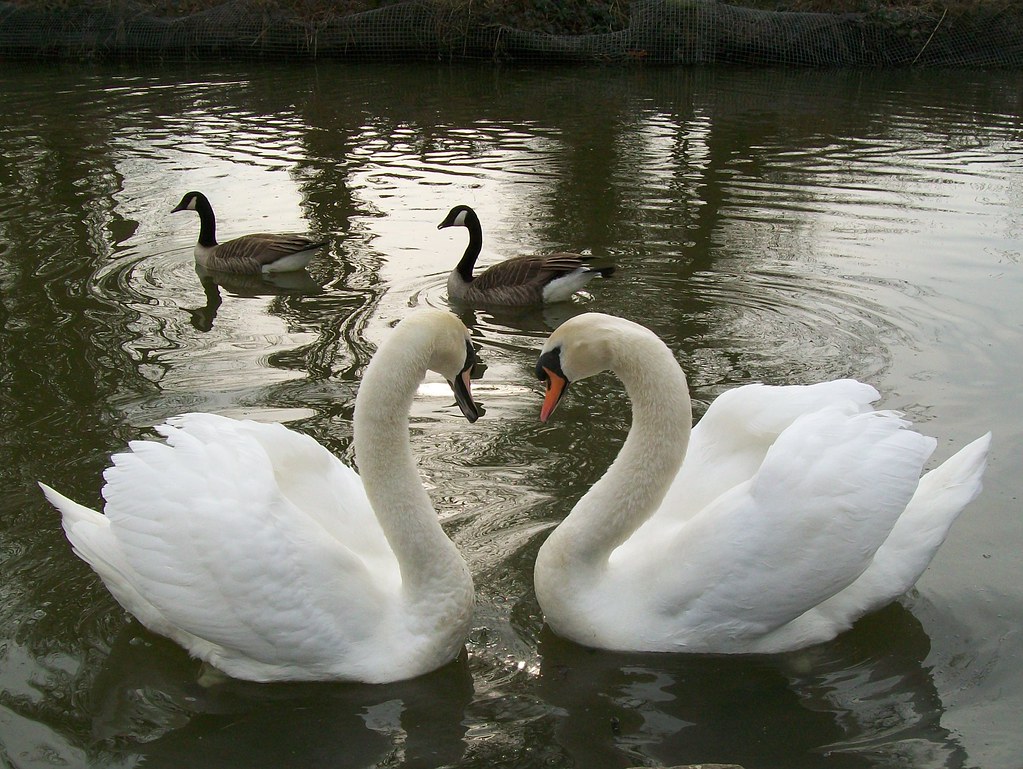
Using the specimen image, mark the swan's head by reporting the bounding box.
[437,205,478,230]
[408,309,481,423]
[536,313,654,423]
[171,191,210,214]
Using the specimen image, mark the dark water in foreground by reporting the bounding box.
[1,63,1021,769]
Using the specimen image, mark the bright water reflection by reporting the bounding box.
[0,63,1021,769]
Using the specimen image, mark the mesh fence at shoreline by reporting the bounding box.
[1,0,1021,66]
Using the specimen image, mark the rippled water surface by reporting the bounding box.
[1,63,1021,769]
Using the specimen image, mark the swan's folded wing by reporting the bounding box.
[657,380,880,524]
[160,414,394,570]
[650,407,935,643]
[99,414,397,663]
[791,431,990,635]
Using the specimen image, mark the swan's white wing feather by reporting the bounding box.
[786,432,991,639]
[77,414,397,669]
[160,414,394,571]
[40,482,179,635]
[660,380,879,522]
[625,380,881,559]
[618,407,936,646]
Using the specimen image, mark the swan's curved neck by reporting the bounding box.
[550,335,692,567]
[195,197,218,247]
[353,327,463,596]
[454,214,482,283]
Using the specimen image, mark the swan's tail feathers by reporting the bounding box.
[892,430,989,546]
[39,482,118,572]
[822,432,991,623]
[39,481,172,630]
[892,430,989,557]
[913,432,991,520]
[39,481,104,534]
[783,432,991,643]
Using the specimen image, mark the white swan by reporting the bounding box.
[533,313,990,654]
[39,309,480,683]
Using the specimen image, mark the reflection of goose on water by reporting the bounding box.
[438,204,614,306]
[39,309,480,683]
[533,313,990,654]
[172,191,327,275]
[186,264,323,332]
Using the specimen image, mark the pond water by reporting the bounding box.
[1,62,1021,769]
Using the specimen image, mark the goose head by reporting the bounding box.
[437,204,479,231]
[171,191,211,214]
[536,313,655,422]
[414,309,481,423]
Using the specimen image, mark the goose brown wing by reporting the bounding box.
[214,234,326,271]
[239,234,326,261]
[473,253,586,289]
[466,253,592,304]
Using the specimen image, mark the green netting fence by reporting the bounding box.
[1,0,1021,66]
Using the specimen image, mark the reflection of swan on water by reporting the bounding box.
[186,265,322,332]
[39,309,480,683]
[85,625,474,769]
[533,313,989,654]
[534,601,968,768]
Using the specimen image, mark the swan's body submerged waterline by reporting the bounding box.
[534,312,990,654]
[40,309,479,683]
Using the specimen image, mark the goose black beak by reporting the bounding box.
[449,367,479,423]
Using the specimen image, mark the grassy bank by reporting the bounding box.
[2,0,1020,65]
[5,0,1022,33]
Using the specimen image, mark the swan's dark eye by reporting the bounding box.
[536,360,548,382]
[463,338,487,379]
[536,347,564,383]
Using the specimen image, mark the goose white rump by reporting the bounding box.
[534,313,990,654]
[40,309,479,683]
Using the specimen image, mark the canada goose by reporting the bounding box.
[40,309,480,683]
[437,204,614,306]
[171,191,326,274]
[533,312,990,653]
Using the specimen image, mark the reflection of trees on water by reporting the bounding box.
[0,73,151,654]
[0,75,143,449]
[6,64,1016,471]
